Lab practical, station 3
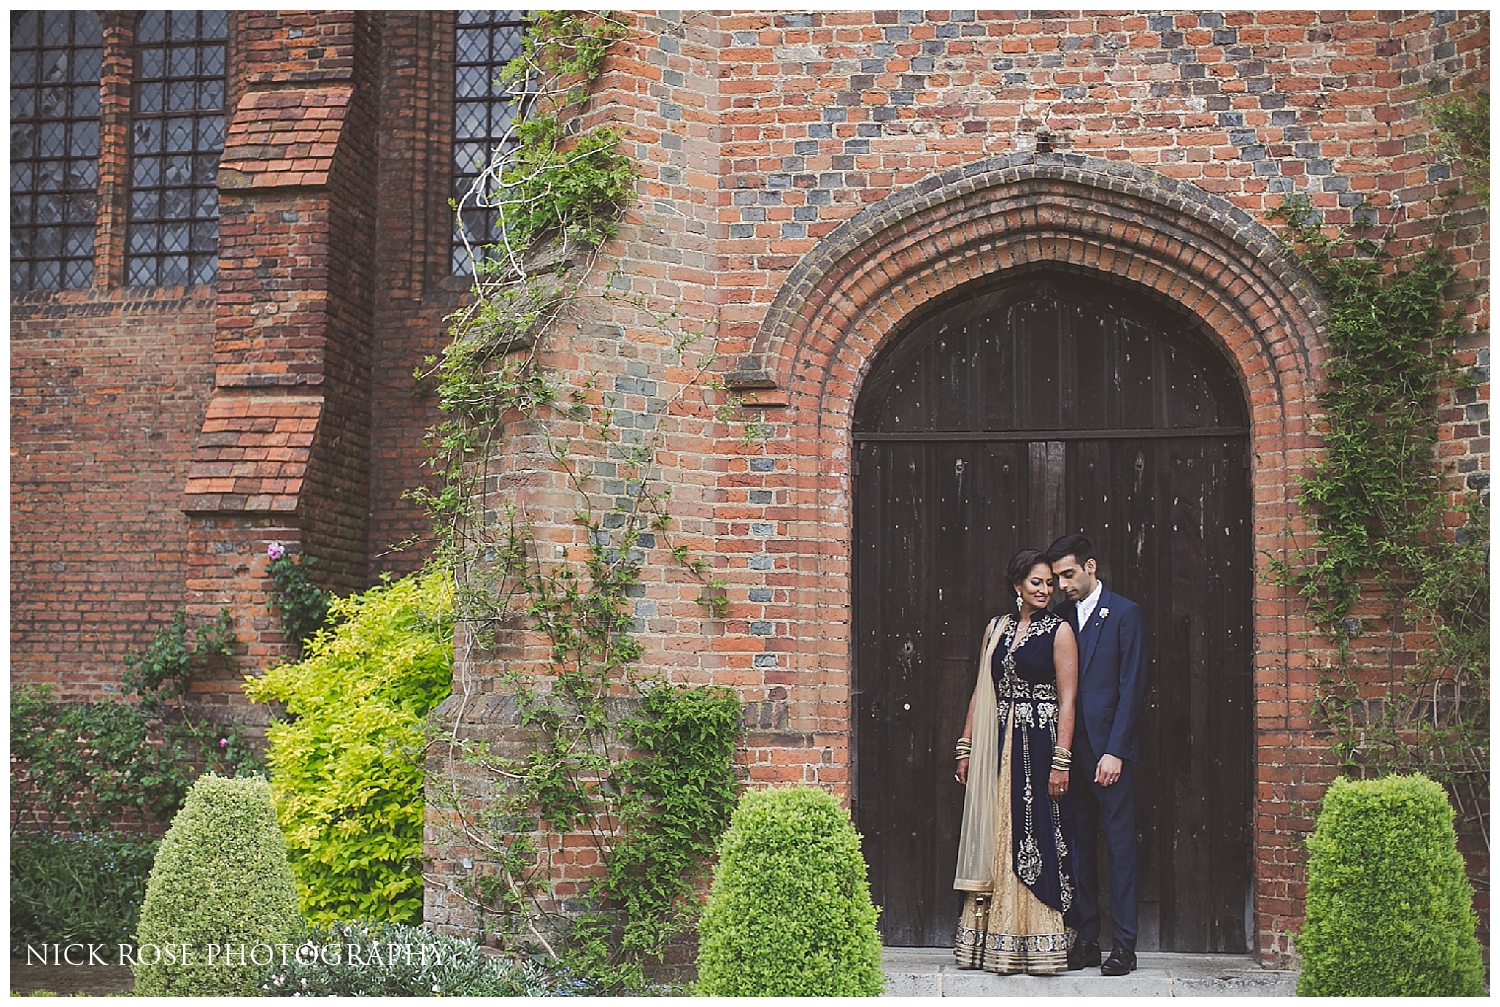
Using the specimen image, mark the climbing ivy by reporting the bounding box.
[12,608,260,832]
[265,543,330,659]
[416,12,749,987]
[1267,192,1488,850]
[604,684,742,959]
[1424,87,1489,210]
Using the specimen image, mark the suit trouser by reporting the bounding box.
[1063,728,1138,952]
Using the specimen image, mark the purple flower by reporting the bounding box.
[219,737,229,748]
[267,541,285,561]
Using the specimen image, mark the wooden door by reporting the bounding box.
[852,276,1253,951]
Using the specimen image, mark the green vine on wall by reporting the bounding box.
[1424,87,1490,210]
[605,686,742,957]
[12,608,260,833]
[265,542,330,659]
[1268,166,1488,850]
[414,12,749,989]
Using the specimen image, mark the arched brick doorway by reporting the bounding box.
[851,272,1253,950]
[729,156,1329,963]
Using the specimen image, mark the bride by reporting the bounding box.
[953,548,1079,975]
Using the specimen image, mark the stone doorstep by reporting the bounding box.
[881,947,1299,998]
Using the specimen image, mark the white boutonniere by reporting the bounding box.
[1099,607,1110,620]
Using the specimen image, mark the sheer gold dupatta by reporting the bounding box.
[954,614,1008,891]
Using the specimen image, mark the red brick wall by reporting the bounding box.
[12,12,454,698]
[8,7,1486,965]
[198,9,382,588]
[11,289,216,697]
[367,11,466,578]
[421,10,1489,965]
[178,10,386,687]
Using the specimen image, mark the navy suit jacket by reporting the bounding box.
[1064,586,1147,763]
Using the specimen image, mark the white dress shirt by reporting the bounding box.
[1076,580,1104,631]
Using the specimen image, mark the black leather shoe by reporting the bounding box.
[1100,947,1137,976]
[1067,939,1100,970]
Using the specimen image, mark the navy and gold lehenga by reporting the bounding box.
[954,611,1075,975]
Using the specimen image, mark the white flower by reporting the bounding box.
[1099,607,1109,619]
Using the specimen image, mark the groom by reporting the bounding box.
[1046,533,1147,976]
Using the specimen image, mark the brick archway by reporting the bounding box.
[735,155,1329,965]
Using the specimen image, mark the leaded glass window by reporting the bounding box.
[453,10,526,274]
[128,10,227,287]
[11,10,102,292]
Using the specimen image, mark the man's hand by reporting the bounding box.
[1095,753,1123,787]
[957,756,969,786]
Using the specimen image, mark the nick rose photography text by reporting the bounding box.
[27,941,460,968]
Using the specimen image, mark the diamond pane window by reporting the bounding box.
[11,10,102,292]
[128,10,227,287]
[452,10,527,274]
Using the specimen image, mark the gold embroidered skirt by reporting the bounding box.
[954,708,1074,975]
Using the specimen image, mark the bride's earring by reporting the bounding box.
[1015,593,1022,612]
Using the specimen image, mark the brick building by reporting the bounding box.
[10,10,1487,966]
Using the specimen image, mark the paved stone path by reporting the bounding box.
[9,959,136,996]
[882,947,1298,997]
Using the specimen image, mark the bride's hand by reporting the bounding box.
[1048,768,1069,797]
[956,756,969,786]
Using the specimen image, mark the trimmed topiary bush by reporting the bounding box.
[695,786,884,996]
[1297,774,1484,996]
[132,774,303,996]
[244,567,453,924]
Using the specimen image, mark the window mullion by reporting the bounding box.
[95,12,136,290]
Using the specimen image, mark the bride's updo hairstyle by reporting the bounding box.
[1005,548,1047,590]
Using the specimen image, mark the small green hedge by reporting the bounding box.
[132,774,303,996]
[244,567,453,924]
[695,786,884,996]
[10,832,159,955]
[1297,774,1483,996]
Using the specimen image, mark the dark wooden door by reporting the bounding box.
[852,276,1253,951]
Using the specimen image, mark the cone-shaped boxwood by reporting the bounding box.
[695,786,884,996]
[1297,774,1483,996]
[132,774,303,996]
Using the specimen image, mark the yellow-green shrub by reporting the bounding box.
[695,786,884,996]
[132,774,302,996]
[1297,774,1483,996]
[244,568,453,924]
